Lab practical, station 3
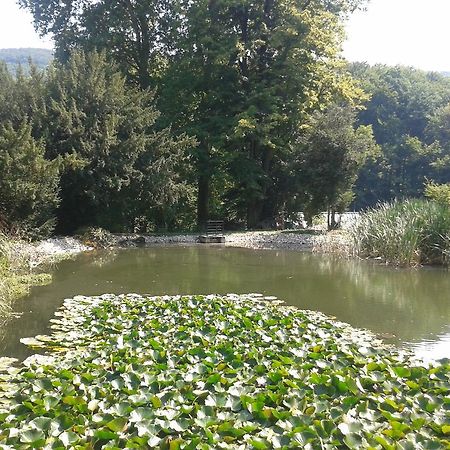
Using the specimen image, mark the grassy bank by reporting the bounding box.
[0,234,53,321]
[0,293,448,448]
[352,199,450,266]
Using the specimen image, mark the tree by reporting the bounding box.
[22,0,368,228]
[39,51,193,232]
[18,0,180,90]
[350,64,450,208]
[161,0,367,228]
[294,104,377,229]
[224,1,365,227]
[0,122,60,237]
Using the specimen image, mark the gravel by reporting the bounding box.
[30,231,322,261]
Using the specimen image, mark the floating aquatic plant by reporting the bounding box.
[0,293,449,449]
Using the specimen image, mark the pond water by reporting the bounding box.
[1,246,449,361]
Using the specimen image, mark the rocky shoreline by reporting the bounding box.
[110,230,318,252]
[18,229,352,264]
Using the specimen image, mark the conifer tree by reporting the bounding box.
[41,52,193,232]
[0,122,60,237]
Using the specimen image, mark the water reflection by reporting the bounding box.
[1,246,449,361]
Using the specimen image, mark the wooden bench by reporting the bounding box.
[206,220,224,235]
[199,220,225,243]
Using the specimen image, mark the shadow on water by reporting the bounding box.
[1,245,449,360]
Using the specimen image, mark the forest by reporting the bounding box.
[1,0,450,236]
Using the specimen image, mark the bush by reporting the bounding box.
[77,227,115,249]
[352,199,450,266]
[424,181,450,206]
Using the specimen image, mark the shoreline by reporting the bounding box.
[114,230,320,252]
[15,229,352,261]
[0,238,92,319]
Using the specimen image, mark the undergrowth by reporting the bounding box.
[0,233,52,322]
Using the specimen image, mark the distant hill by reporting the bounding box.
[442,72,450,78]
[0,48,53,72]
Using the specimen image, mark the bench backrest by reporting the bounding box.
[206,220,224,235]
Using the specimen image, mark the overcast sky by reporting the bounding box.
[0,0,449,72]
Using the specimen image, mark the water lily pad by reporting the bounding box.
[0,293,448,449]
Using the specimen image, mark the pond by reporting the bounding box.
[0,245,449,361]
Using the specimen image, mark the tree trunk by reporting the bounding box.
[154,208,167,231]
[197,175,209,231]
[327,208,339,231]
[247,199,263,229]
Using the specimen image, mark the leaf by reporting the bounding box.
[250,438,269,449]
[94,429,119,440]
[20,429,45,444]
[106,417,128,432]
[344,433,363,449]
[29,417,52,431]
[150,395,162,408]
[59,431,79,446]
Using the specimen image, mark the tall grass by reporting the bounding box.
[352,199,450,266]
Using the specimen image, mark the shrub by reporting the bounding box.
[424,181,450,206]
[77,227,115,249]
[352,199,450,266]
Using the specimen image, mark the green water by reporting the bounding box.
[1,246,449,361]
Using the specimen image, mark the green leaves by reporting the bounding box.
[0,293,449,449]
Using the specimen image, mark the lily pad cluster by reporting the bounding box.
[0,293,449,449]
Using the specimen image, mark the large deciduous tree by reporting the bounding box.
[21,0,368,228]
[162,0,368,227]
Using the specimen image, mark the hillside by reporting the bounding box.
[0,48,53,71]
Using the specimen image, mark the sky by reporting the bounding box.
[343,0,450,72]
[0,0,449,72]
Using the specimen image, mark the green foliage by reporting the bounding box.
[40,51,194,233]
[21,0,368,229]
[351,64,450,209]
[353,199,450,266]
[1,293,448,448]
[424,181,450,206]
[17,0,178,89]
[0,122,60,238]
[0,61,47,129]
[0,52,195,234]
[292,104,377,228]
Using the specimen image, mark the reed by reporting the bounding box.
[352,199,450,266]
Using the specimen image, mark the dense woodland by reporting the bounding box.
[1,0,450,236]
